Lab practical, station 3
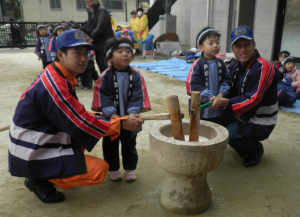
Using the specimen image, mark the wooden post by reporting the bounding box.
[189,91,201,141]
[167,95,185,141]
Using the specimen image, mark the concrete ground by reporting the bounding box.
[0,48,300,217]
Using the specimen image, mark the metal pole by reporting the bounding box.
[125,0,127,22]
[206,0,210,26]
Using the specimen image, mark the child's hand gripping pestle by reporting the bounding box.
[200,101,214,111]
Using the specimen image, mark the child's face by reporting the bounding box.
[117,27,122,31]
[57,29,65,36]
[39,28,48,36]
[285,62,295,71]
[198,35,220,60]
[131,14,136,18]
[109,47,132,71]
[279,55,286,62]
[124,32,129,36]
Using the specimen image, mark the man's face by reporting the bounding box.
[58,46,89,77]
[231,39,256,65]
[86,0,96,10]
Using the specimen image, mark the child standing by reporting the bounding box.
[122,29,132,41]
[48,25,65,60]
[141,34,156,59]
[186,27,232,121]
[92,37,151,182]
[276,50,290,73]
[35,24,52,69]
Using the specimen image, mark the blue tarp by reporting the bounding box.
[130,57,190,81]
[279,100,300,115]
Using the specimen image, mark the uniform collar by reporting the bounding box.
[54,62,77,91]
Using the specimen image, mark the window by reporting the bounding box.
[77,0,86,10]
[101,0,123,10]
[50,0,61,9]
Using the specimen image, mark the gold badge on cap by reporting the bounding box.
[235,28,247,36]
[74,31,86,41]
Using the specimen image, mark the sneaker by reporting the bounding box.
[108,170,122,181]
[125,170,137,182]
[84,86,91,90]
[80,85,84,89]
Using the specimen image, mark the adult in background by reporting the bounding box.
[210,26,278,167]
[129,10,140,41]
[136,8,149,40]
[86,0,114,73]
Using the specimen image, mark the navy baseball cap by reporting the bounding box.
[130,10,137,14]
[56,29,97,51]
[231,25,254,45]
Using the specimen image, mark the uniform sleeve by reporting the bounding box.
[228,61,276,122]
[218,60,232,96]
[127,70,151,111]
[92,70,115,111]
[35,37,41,56]
[39,71,111,152]
[186,59,207,95]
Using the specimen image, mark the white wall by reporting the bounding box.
[22,0,136,23]
[253,0,278,61]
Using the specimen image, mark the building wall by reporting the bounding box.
[22,0,136,23]
[253,0,278,61]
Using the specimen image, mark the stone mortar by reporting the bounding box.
[149,119,229,215]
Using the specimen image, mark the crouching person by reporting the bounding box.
[210,26,278,167]
[8,29,144,203]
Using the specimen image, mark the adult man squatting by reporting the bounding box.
[8,29,144,203]
[210,25,278,167]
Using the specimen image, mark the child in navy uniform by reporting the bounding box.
[92,37,151,182]
[48,25,65,60]
[277,76,296,107]
[275,50,290,73]
[186,27,232,122]
[35,24,52,69]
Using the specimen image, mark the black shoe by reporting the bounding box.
[24,179,65,203]
[243,144,264,167]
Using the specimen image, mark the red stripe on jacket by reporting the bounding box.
[20,69,46,100]
[186,58,201,95]
[92,67,111,111]
[48,37,53,52]
[42,66,110,138]
[232,58,275,117]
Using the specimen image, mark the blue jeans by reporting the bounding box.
[211,110,262,158]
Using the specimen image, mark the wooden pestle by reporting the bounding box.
[167,95,185,141]
[139,113,184,120]
[189,91,201,142]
